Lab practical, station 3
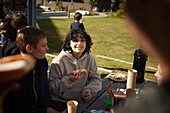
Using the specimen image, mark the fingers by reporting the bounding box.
[74,71,83,79]
[85,95,92,101]
[69,71,83,82]
[83,91,92,101]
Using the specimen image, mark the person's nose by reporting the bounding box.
[77,41,82,44]
[46,45,49,51]
[154,71,159,77]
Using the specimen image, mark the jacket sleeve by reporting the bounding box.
[79,23,85,31]
[70,23,73,31]
[48,58,74,95]
[3,72,33,113]
[83,55,102,96]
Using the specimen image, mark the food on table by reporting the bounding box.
[0,54,35,83]
[114,90,126,98]
[118,91,123,95]
[67,69,92,76]
[109,73,126,80]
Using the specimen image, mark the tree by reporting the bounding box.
[89,0,100,9]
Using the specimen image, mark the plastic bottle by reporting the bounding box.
[104,99,112,112]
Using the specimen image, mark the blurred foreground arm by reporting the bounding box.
[0,82,19,113]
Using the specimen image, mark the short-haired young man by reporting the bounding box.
[3,27,59,113]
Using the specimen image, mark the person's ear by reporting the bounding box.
[26,44,33,53]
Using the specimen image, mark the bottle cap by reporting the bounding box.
[104,99,112,108]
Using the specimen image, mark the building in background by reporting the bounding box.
[40,0,112,12]
[2,0,121,12]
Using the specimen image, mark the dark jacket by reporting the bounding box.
[70,22,85,31]
[0,39,20,57]
[3,58,52,113]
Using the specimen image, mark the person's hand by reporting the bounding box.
[80,19,84,23]
[79,20,82,23]
[0,82,20,113]
[83,90,92,101]
[69,71,83,82]
[47,107,60,113]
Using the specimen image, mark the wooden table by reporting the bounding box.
[76,73,157,113]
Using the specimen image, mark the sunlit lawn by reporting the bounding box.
[37,16,157,81]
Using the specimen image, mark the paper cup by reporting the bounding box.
[126,69,137,89]
[67,100,78,113]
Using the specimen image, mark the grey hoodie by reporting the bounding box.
[49,50,102,103]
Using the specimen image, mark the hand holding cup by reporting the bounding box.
[83,90,92,101]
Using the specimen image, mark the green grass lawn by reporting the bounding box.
[37,16,157,81]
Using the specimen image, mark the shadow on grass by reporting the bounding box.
[37,19,64,53]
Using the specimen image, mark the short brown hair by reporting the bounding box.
[16,26,47,53]
[11,14,28,30]
[74,12,82,21]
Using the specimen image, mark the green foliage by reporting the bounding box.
[37,2,43,6]
[89,11,99,16]
[110,12,116,16]
[88,0,100,5]
[59,0,64,11]
[78,7,87,11]
[55,6,60,11]
[69,9,76,13]
[116,2,125,17]
[112,0,122,11]
[64,7,68,11]
[88,0,100,8]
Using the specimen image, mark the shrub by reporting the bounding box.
[79,7,87,10]
[116,2,124,17]
[37,2,43,6]
[109,12,116,16]
[55,6,60,11]
[64,7,68,11]
[59,1,64,11]
[69,9,76,13]
[89,11,99,16]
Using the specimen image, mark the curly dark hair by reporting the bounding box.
[63,29,93,54]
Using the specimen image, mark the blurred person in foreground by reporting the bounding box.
[3,27,59,113]
[0,82,19,113]
[154,64,164,86]
[118,0,170,113]
[49,29,102,112]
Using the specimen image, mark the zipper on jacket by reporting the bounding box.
[33,69,37,104]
